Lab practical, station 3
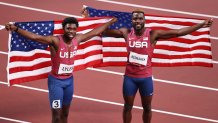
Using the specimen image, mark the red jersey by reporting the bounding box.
[50,35,78,79]
[125,28,154,78]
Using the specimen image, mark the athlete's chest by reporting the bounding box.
[59,45,77,59]
[128,36,149,48]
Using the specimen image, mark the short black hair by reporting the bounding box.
[132,9,144,15]
[62,17,79,28]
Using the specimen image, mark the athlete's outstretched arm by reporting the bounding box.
[76,17,118,43]
[5,24,55,45]
[151,18,213,45]
[103,27,130,41]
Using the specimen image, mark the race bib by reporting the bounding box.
[129,51,148,66]
[58,64,74,74]
[52,100,61,109]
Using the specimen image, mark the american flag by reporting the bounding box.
[86,6,213,67]
[8,18,111,85]
[8,8,213,85]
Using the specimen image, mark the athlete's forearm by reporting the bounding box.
[5,24,52,44]
[78,17,117,43]
[90,17,117,36]
[176,22,204,36]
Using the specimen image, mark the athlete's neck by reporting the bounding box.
[62,35,72,45]
[135,28,145,37]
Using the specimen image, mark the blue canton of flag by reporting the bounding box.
[87,7,132,29]
[11,21,54,51]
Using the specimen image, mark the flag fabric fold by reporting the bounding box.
[86,6,213,67]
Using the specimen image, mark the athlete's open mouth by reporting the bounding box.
[67,33,74,38]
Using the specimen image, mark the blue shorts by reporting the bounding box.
[123,75,153,96]
[48,75,74,109]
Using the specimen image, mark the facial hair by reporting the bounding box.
[134,23,144,34]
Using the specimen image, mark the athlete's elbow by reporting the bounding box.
[30,35,40,41]
[95,31,101,36]
[176,30,187,37]
[94,30,103,36]
[31,35,45,43]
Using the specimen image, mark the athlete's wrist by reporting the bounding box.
[14,27,19,32]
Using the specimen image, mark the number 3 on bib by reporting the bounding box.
[129,51,148,66]
[52,100,61,109]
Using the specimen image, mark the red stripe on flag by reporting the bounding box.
[74,59,102,71]
[74,50,102,60]
[146,20,201,26]
[9,61,51,74]
[152,62,213,67]
[9,53,50,62]
[153,54,212,59]
[154,45,212,52]
[9,73,49,85]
